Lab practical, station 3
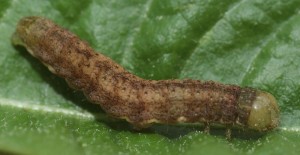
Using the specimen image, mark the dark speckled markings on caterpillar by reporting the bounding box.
[12,16,280,137]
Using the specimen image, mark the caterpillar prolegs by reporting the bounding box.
[12,16,280,137]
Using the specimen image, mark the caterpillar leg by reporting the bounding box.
[225,127,232,140]
[204,123,210,134]
[131,121,153,130]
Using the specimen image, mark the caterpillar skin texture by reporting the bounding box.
[12,16,279,132]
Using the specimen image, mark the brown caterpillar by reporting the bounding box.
[12,16,279,135]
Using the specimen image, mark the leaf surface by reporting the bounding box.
[1,0,300,154]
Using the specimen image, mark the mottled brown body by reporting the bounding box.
[12,17,279,131]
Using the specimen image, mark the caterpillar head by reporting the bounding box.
[247,91,280,131]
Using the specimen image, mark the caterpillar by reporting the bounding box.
[12,16,279,136]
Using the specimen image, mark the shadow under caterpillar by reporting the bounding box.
[12,16,280,138]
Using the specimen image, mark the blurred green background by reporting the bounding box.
[0,0,300,154]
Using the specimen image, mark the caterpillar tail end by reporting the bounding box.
[11,16,41,47]
[247,91,280,131]
[11,32,24,46]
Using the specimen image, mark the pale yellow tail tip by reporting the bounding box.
[247,91,280,131]
[11,32,23,46]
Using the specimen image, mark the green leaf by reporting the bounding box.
[1,0,300,154]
